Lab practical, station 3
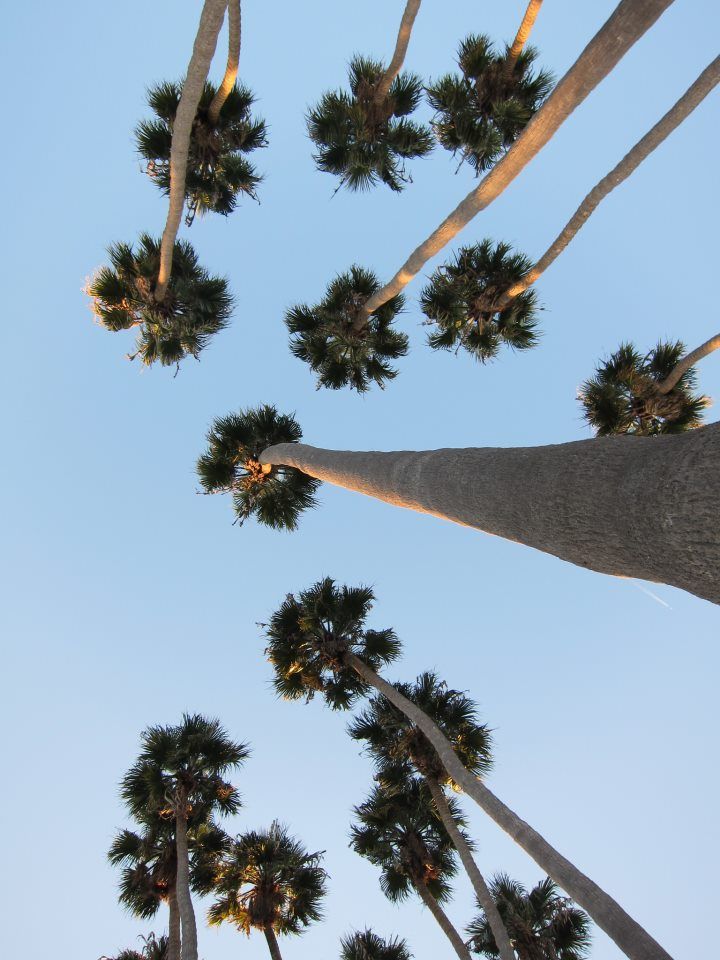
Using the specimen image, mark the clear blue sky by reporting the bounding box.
[1,3,718,959]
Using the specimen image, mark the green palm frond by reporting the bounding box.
[340,929,412,960]
[103,933,169,960]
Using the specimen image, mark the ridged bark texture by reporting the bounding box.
[506,0,544,69]
[175,812,199,960]
[346,654,673,960]
[208,0,241,123]
[427,779,515,960]
[262,423,720,604]
[168,888,181,960]
[658,333,720,394]
[415,878,471,959]
[362,0,676,314]
[263,926,284,960]
[375,0,422,102]
[156,0,227,299]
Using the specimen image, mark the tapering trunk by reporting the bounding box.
[361,0,675,316]
[415,877,472,960]
[374,0,423,103]
[426,779,515,960]
[499,56,720,306]
[345,654,673,960]
[175,811,199,960]
[208,0,241,124]
[156,0,227,300]
[263,926,284,960]
[168,887,181,960]
[261,423,720,604]
[658,333,720,394]
[506,0,544,71]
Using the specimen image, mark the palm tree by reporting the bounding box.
[207,822,327,960]
[506,2,545,73]
[426,34,553,175]
[101,932,169,960]
[121,715,249,960]
[351,780,471,960]
[208,0,242,123]
[87,234,232,368]
[580,341,708,436]
[263,577,672,960]
[285,266,408,391]
[340,929,412,960]
[197,404,321,530]
[467,874,591,960]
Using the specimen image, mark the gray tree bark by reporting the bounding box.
[346,654,673,960]
[263,926,284,960]
[261,422,720,604]
[208,0,241,124]
[374,0,422,103]
[506,0,544,71]
[175,811,199,960]
[168,887,181,960]
[415,878,472,960]
[658,333,720,394]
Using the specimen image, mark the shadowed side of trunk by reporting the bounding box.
[168,888,181,960]
[175,812,199,960]
[415,879,472,959]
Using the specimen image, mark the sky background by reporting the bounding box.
[1,2,718,959]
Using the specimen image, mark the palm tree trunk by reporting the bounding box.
[156,0,227,301]
[374,0,423,103]
[345,653,673,960]
[414,878,471,959]
[175,810,199,960]
[168,887,181,960]
[361,0,675,317]
[497,56,720,307]
[426,778,516,960]
[263,926,284,960]
[506,0,544,72]
[657,333,720,394]
[208,0,241,124]
[260,422,720,604]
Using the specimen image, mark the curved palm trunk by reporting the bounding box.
[426,779,516,960]
[506,0,544,71]
[208,0,241,124]
[345,654,673,960]
[156,0,227,300]
[498,56,720,306]
[658,333,720,394]
[415,878,471,959]
[263,926,284,960]
[261,423,720,605]
[374,0,423,102]
[168,887,181,960]
[361,0,675,316]
[175,811,199,960]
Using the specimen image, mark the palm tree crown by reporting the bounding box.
[264,577,402,710]
[136,81,267,222]
[426,35,553,174]
[579,341,708,436]
[286,266,408,392]
[307,56,433,192]
[103,932,169,960]
[87,234,232,368]
[420,240,540,362]
[467,874,591,960]
[197,404,320,530]
[340,928,412,960]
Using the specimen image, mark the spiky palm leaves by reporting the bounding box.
[286,266,408,391]
[88,234,232,367]
[580,341,708,436]
[197,405,320,530]
[467,875,591,960]
[265,578,402,710]
[427,35,553,175]
[104,933,169,960]
[137,81,267,221]
[340,929,412,960]
[308,56,434,192]
[421,241,539,362]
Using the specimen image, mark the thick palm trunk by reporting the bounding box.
[263,926,284,960]
[156,0,227,300]
[426,779,515,960]
[658,333,720,394]
[346,654,673,960]
[374,0,423,102]
[361,0,675,316]
[499,56,720,306]
[208,0,241,124]
[506,0,544,71]
[415,878,471,959]
[261,422,720,604]
[168,887,181,960]
[175,812,199,960]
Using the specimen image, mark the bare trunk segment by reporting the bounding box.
[261,422,720,605]
[168,888,181,960]
[375,0,422,102]
[415,878,472,959]
[346,654,673,960]
[362,0,675,316]
[175,811,199,960]
[208,0,241,124]
[263,926,284,960]
[658,333,720,394]
[506,0,544,71]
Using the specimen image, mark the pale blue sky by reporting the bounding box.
[1,3,718,960]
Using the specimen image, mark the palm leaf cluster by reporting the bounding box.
[579,341,708,436]
[265,577,402,710]
[426,35,553,174]
[197,405,320,530]
[286,266,408,391]
[467,874,591,960]
[103,933,169,960]
[307,56,434,192]
[136,81,267,221]
[340,928,412,960]
[421,240,539,361]
[87,234,232,368]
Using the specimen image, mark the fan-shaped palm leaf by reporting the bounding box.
[340,928,412,960]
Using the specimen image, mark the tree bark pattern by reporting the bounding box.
[175,811,199,960]
[208,0,241,124]
[658,333,720,394]
[506,0,544,70]
[415,878,472,959]
[168,888,181,960]
[375,0,422,102]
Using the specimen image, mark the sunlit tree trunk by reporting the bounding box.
[175,807,199,960]
[374,0,423,102]
[658,333,720,394]
[168,887,181,960]
[506,0,544,72]
[415,878,472,959]
[208,0,241,124]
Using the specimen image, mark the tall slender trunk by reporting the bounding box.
[414,877,471,959]
[506,0,544,72]
[498,56,720,306]
[345,654,673,960]
[156,0,227,300]
[426,779,516,960]
[167,887,181,960]
[361,0,675,316]
[208,0,241,124]
[175,810,199,960]
[261,423,720,604]
[374,0,423,103]
[658,333,720,394]
[263,925,284,960]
